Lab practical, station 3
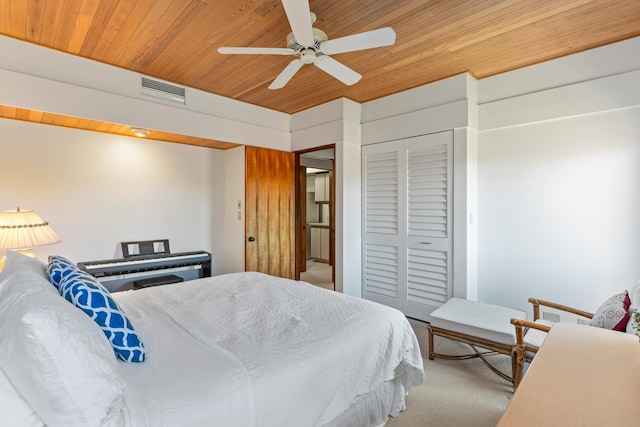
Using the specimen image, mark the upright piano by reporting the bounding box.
[78,240,212,292]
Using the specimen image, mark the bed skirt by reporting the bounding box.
[326,369,417,427]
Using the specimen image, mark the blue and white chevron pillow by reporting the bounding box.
[59,274,146,363]
[47,255,79,289]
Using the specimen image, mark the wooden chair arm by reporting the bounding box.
[510,318,552,333]
[511,318,552,348]
[528,297,593,321]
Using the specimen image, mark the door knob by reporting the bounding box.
[248,236,256,242]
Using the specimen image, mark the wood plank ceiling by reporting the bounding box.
[1,0,640,146]
[0,104,240,149]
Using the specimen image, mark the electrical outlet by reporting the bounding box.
[577,318,590,325]
[542,311,560,322]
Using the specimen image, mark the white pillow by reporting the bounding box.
[0,252,126,426]
[0,367,43,427]
[0,250,49,291]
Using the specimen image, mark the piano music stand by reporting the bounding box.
[121,239,170,258]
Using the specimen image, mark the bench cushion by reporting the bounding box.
[430,298,527,345]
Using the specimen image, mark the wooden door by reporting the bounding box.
[245,146,296,279]
[296,164,307,275]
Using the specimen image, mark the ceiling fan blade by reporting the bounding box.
[217,47,295,55]
[314,56,361,86]
[322,27,396,55]
[269,59,304,89]
[281,0,315,47]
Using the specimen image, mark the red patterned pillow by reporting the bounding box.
[590,290,631,332]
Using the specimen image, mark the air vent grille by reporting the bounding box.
[140,77,185,104]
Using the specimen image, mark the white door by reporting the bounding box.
[362,131,453,321]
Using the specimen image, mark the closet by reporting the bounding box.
[362,131,452,322]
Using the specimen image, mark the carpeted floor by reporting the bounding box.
[299,272,513,425]
[300,259,334,290]
[385,321,514,427]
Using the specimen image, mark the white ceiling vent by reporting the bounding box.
[140,77,185,104]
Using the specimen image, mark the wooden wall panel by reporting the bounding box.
[245,146,296,279]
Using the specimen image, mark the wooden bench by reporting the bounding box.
[428,298,548,388]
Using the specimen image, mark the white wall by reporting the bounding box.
[291,99,363,296]
[453,127,478,301]
[362,74,472,144]
[335,122,362,296]
[477,36,640,316]
[223,146,246,273]
[478,106,640,314]
[0,119,226,273]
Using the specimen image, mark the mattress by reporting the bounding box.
[113,272,424,426]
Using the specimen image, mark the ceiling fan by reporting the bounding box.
[217,0,396,89]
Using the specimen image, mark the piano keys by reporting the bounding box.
[78,251,212,292]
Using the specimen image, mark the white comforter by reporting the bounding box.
[113,272,424,427]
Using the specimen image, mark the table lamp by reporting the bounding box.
[0,207,61,271]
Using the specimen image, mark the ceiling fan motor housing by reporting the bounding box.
[287,28,328,54]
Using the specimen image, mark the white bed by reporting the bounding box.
[0,252,424,427]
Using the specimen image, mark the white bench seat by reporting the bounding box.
[428,297,534,388]
[430,298,526,345]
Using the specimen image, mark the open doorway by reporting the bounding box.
[296,146,335,291]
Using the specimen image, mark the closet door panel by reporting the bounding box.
[406,247,449,313]
[363,243,399,298]
[362,146,405,309]
[405,132,453,319]
[363,131,453,321]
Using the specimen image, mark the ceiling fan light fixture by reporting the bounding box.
[300,49,317,64]
[131,127,150,137]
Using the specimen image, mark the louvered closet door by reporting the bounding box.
[362,131,452,321]
[404,132,452,319]
[362,145,404,310]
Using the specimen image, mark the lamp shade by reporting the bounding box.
[0,208,61,250]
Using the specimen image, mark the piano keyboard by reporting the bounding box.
[78,251,212,277]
